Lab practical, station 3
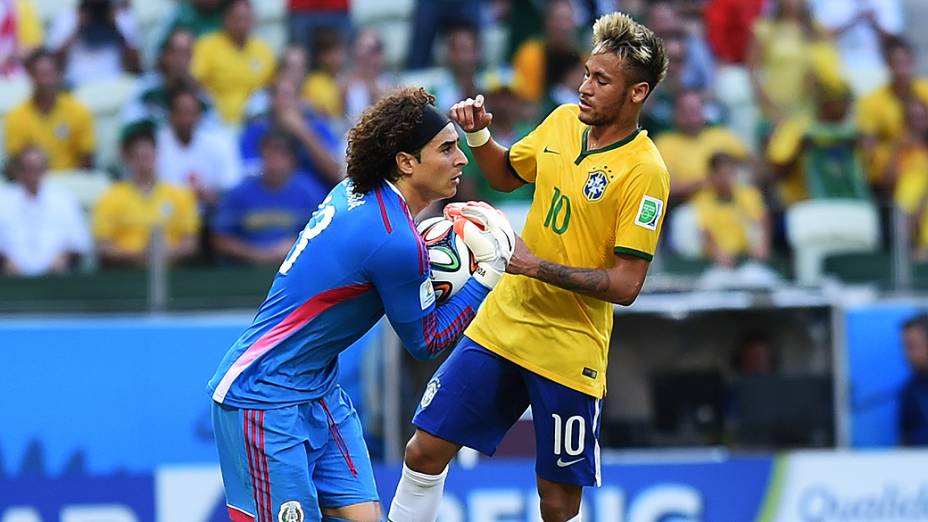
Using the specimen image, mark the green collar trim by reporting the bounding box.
[574,127,641,165]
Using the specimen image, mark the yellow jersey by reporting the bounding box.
[893,145,928,248]
[856,80,928,183]
[767,113,813,205]
[465,104,670,398]
[191,32,276,124]
[693,185,765,257]
[3,93,95,170]
[92,181,200,253]
[655,127,750,188]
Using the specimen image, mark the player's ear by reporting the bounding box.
[630,82,650,104]
[395,151,417,176]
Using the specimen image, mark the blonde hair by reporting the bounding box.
[591,12,668,91]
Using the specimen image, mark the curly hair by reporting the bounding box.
[346,87,437,194]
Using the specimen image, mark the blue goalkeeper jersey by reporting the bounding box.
[208,179,489,409]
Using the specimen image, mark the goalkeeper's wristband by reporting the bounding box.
[464,127,491,148]
[473,262,503,289]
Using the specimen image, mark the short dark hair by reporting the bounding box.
[883,35,913,62]
[10,145,47,173]
[709,152,736,171]
[903,314,928,335]
[345,87,438,194]
[260,129,296,154]
[167,83,202,111]
[221,0,249,16]
[120,121,156,152]
[24,48,56,74]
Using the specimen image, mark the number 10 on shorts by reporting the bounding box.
[551,414,585,456]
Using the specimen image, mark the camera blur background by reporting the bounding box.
[2,0,928,520]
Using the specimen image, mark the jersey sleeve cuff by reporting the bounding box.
[504,149,530,184]
[614,246,653,262]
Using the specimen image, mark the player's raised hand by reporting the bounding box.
[449,94,493,132]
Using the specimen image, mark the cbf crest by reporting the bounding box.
[583,171,609,201]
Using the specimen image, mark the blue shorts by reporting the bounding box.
[212,385,379,522]
[413,337,603,487]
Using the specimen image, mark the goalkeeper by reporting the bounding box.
[206,87,525,522]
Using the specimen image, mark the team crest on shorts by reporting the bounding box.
[278,501,304,522]
[420,378,441,409]
[583,171,609,201]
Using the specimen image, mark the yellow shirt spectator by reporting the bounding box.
[302,71,342,118]
[767,113,814,205]
[693,185,766,257]
[191,32,275,124]
[92,181,200,254]
[857,80,928,183]
[4,93,95,170]
[512,38,544,102]
[15,0,43,50]
[893,146,928,248]
[655,127,750,191]
[751,19,843,118]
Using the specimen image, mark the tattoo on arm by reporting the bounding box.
[535,260,611,295]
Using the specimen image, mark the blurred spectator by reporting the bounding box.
[0,0,43,77]
[694,153,770,268]
[704,0,765,146]
[512,0,580,103]
[92,124,199,267]
[302,26,346,120]
[461,70,534,206]
[811,0,902,96]
[0,146,90,276]
[287,0,352,54]
[542,48,585,116]
[641,34,687,137]
[406,0,481,70]
[647,1,715,95]
[655,91,752,204]
[213,131,325,265]
[705,0,765,66]
[748,0,843,129]
[122,28,215,128]
[244,43,309,119]
[240,77,341,189]
[344,29,392,124]
[889,99,928,260]
[767,81,866,206]
[156,87,241,208]
[730,330,777,377]
[858,37,928,193]
[191,0,275,125]
[158,0,223,43]
[430,23,483,112]
[900,314,928,446]
[46,0,142,85]
[4,50,95,170]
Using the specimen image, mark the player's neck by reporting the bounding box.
[389,179,428,216]
[587,119,640,150]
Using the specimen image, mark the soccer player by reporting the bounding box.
[207,87,519,522]
[388,13,670,522]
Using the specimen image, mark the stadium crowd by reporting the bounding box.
[0,0,926,282]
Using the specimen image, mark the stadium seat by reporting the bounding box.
[73,76,138,169]
[132,0,175,29]
[254,0,286,23]
[34,0,77,27]
[667,202,702,258]
[256,22,287,56]
[352,0,415,25]
[45,169,112,213]
[786,199,880,285]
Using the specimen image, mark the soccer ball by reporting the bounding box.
[417,216,477,303]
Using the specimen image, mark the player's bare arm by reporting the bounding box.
[449,95,525,192]
[509,246,650,306]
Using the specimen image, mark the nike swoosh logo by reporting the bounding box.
[543,146,560,154]
[556,457,584,467]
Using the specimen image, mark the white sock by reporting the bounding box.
[387,463,448,522]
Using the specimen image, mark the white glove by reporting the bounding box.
[444,202,516,289]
